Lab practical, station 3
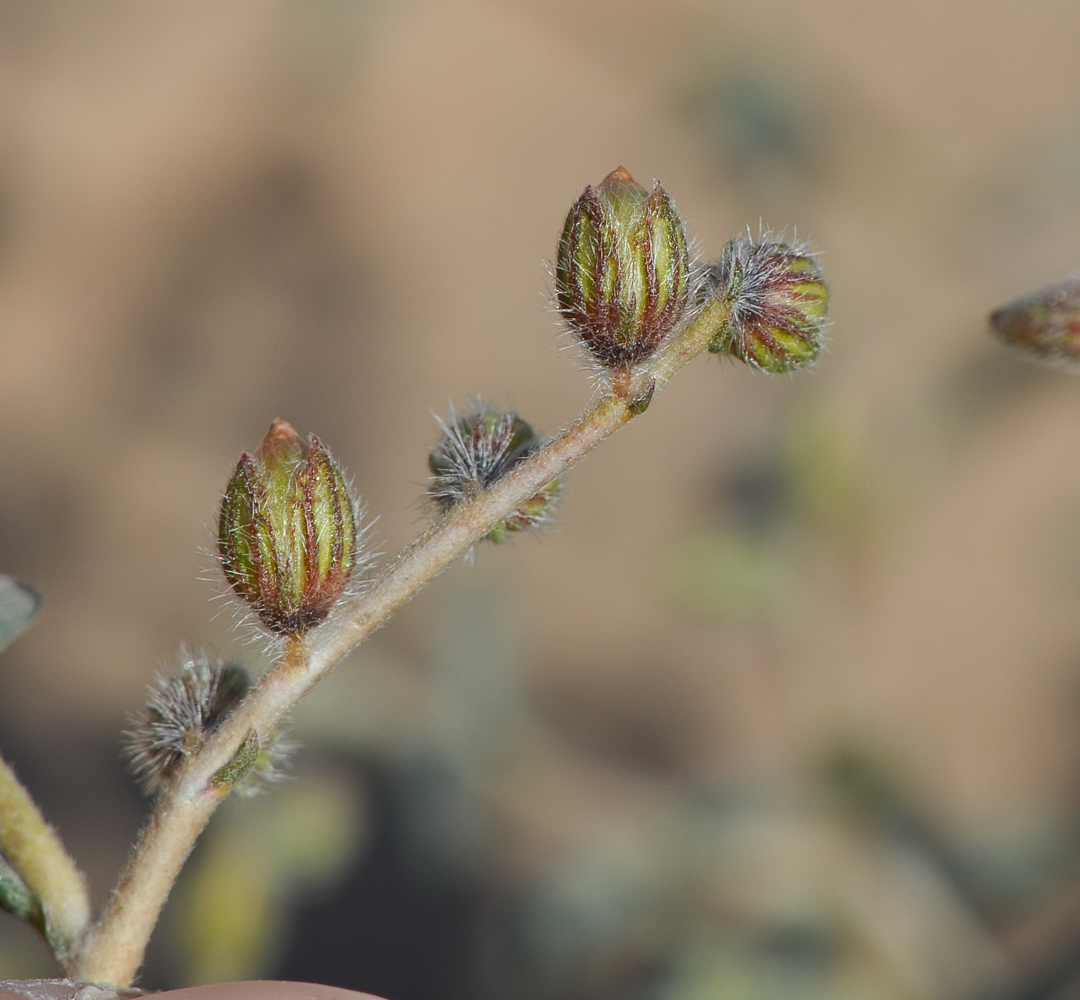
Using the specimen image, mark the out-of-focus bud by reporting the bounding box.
[708,235,828,373]
[556,166,691,370]
[124,650,294,797]
[428,400,560,543]
[990,278,1080,364]
[219,418,358,635]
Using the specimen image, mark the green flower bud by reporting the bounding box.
[556,166,692,370]
[428,399,560,543]
[218,418,359,634]
[990,278,1080,364]
[708,235,828,373]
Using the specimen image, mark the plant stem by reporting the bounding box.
[0,754,91,971]
[73,296,729,987]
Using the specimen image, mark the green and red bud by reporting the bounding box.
[708,236,828,373]
[990,278,1080,364]
[556,167,692,371]
[218,418,358,635]
[428,401,560,543]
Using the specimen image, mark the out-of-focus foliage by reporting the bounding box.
[0,579,40,657]
[173,770,366,985]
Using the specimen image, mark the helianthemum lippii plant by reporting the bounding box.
[0,166,829,990]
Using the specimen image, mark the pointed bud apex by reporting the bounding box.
[990,278,1080,364]
[557,167,692,369]
[707,235,828,373]
[218,419,359,634]
[428,399,560,543]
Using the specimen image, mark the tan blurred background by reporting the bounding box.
[4,0,1080,997]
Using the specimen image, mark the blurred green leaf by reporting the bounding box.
[175,771,365,984]
[665,525,790,625]
[0,855,42,929]
[0,577,40,656]
[784,400,874,552]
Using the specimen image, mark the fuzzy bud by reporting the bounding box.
[556,167,691,369]
[990,278,1080,364]
[219,418,358,635]
[707,235,828,373]
[123,651,294,797]
[428,400,560,543]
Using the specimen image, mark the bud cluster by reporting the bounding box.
[428,400,560,543]
[0,163,841,990]
[123,651,293,797]
[990,277,1080,364]
[706,234,828,373]
[218,419,361,635]
[556,167,692,371]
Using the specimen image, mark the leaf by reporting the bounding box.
[211,732,261,790]
[0,576,41,655]
[0,852,43,929]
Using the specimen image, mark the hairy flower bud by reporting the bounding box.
[556,166,691,370]
[219,418,358,634]
[708,235,828,373]
[990,278,1080,364]
[123,650,294,797]
[428,399,560,543]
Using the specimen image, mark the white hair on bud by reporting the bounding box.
[427,398,561,540]
[122,647,295,797]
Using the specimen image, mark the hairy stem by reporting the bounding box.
[0,754,91,971]
[73,296,729,987]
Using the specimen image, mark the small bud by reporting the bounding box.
[218,418,359,635]
[428,399,560,543]
[556,166,692,370]
[990,278,1080,364]
[124,651,294,797]
[707,235,828,373]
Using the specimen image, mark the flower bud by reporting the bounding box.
[124,650,294,797]
[428,399,560,543]
[707,235,828,373]
[123,652,251,795]
[556,166,691,370]
[990,278,1080,364]
[218,418,358,635]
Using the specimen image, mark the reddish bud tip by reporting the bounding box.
[257,417,305,463]
[599,166,636,188]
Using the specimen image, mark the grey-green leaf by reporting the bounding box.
[0,576,41,655]
[0,852,43,928]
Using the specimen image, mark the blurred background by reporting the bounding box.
[3,1,1080,997]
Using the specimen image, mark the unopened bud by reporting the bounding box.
[124,650,294,797]
[219,418,358,635]
[990,278,1080,364]
[556,167,691,370]
[708,235,828,373]
[428,400,560,543]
